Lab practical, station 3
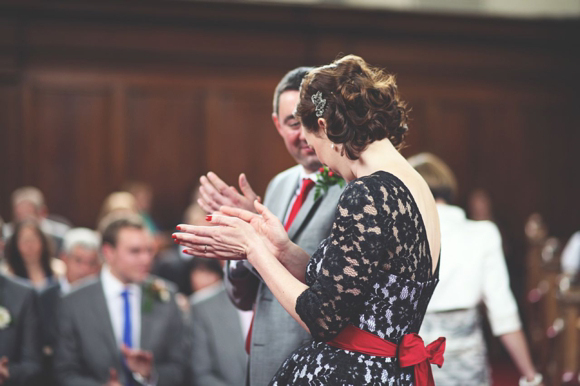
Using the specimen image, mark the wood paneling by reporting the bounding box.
[23,85,114,227]
[0,2,578,298]
[125,87,207,229]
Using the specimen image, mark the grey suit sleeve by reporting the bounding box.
[156,296,187,386]
[54,297,101,386]
[189,309,229,386]
[7,289,42,385]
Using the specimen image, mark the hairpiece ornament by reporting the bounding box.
[311,91,327,118]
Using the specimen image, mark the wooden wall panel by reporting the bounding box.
[0,0,577,285]
[23,85,114,227]
[205,88,294,197]
[125,88,207,229]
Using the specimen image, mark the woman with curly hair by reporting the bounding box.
[4,219,55,290]
[175,55,444,385]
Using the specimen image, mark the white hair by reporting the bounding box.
[63,228,101,255]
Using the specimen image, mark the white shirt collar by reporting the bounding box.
[101,265,140,297]
[299,168,319,183]
[59,276,71,295]
[191,281,223,305]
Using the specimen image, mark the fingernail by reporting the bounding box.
[206,215,212,222]
[176,225,182,231]
[171,234,177,239]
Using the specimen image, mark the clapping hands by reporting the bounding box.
[174,200,291,266]
[198,172,261,214]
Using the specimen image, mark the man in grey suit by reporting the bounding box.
[198,67,343,385]
[188,258,248,386]
[54,214,187,386]
[0,273,42,385]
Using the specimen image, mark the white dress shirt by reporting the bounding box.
[59,276,72,295]
[561,231,580,275]
[426,204,522,336]
[101,266,142,349]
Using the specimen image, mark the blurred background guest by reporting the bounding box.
[410,153,542,386]
[154,200,207,296]
[561,230,580,277]
[54,214,187,386]
[0,272,43,386]
[38,227,102,384]
[96,191,139,231]
[189,257,249,386]
[122,181,159,235]
[3,187,70,255]
[3,220,59,291]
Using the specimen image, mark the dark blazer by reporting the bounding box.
[54,275,187,386]
[225,165,344,386]
[190,285,248,386]
[0,273,42,385]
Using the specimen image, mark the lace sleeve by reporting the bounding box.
[295,179,391,341]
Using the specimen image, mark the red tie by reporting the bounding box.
[284,178,316,231]
[245,178,316,354]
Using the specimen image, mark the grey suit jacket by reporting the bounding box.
[225,165,344,386]
[0,274,42,386]
[54,275,187,386]
[190,285,247,386]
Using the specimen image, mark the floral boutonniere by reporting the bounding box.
[142,279,171,313]
[0,306,12,330]
[313,166,345,201]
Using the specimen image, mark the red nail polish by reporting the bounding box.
[206,215,212,222]
[172,235,177,239]
[177,226,182,231]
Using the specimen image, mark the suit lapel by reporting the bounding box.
[287,183,323,240]
[269,170,300,222]
[93,280,121,362]
[140,280,162,352]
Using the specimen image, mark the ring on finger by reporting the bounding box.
[204,245,207,253]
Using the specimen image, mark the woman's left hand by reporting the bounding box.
[174,210,271,262]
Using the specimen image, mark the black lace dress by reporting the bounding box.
[271,171,440,386]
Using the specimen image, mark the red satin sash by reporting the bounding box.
[327,325,446,386]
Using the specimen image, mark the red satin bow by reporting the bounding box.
[398,333,446,386]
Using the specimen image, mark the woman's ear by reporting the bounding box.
[318,118,327,136]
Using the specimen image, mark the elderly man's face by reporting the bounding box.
[64,245,101,285]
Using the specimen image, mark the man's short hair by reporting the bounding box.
[187,257,224,280]
[272,67,314,115]
[11,186,45,209]
[100,214,145,248]
[63,228,101,254]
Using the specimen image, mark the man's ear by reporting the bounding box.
[101,244,114,265]
[272,113,282,135]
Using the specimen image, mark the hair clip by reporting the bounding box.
[311,91,326,118]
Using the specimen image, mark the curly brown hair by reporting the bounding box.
[296,55,409,160]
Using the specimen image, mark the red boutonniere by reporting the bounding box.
[313,166,345,201]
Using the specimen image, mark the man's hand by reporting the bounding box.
[103,368,122,386]
[121,344,154,381]
[198,172,260,214]
[0,357,10,385]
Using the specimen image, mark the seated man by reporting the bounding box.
[39,228,101,381]
[189,257,249,386]
[0,272,42,385]
[54,214,187,386]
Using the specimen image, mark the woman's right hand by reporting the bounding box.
[220,201,291,263]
